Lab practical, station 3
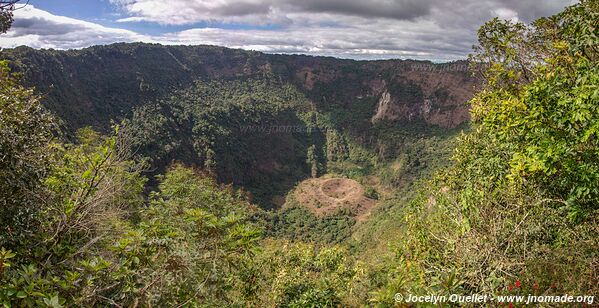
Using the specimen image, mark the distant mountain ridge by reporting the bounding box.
[1,43,477,132]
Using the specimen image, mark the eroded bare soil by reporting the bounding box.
[293,176,377,221]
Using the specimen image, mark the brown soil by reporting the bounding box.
[292,176,377,221]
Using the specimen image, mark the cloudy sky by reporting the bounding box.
[0,0,574,61]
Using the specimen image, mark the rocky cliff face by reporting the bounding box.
[280,58,477,129]
[370,66,476,128]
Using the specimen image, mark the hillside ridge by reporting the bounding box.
[2,43,477,131]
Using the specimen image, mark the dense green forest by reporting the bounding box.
[1,1,597,306]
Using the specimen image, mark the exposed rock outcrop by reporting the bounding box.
[370,66,477,128]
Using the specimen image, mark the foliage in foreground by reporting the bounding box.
[1,1,597,306]
[370,0,598,304]
[0,40,364,307]
[0,67,360,305]
[0,65,267,306]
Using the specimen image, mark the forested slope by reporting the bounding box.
[3,43,477,206]
[3,44,475,131]
[1,1,597,306]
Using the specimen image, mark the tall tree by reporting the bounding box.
[0,61,55,247]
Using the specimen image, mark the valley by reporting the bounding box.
[3,44,476,213]
[1,45,477,255]
[1,1,597,304]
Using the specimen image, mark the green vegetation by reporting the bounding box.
[266,204,356,244]
[0,61,56,249]
[246,240,365,307]
[123,77,315,206]
[373,121,462,188]
[366,1,599,304]
[363,186,379,200]
[0,1,18,35]
[1,1,597,306]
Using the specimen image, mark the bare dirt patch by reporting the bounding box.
[292,176,377,221]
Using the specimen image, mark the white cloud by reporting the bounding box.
[107,0,569,26]
[493,8,519,22]
[0,5,143,49]
[0,1,572,60]
[108,0,436,25]
[153,16,470,60]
